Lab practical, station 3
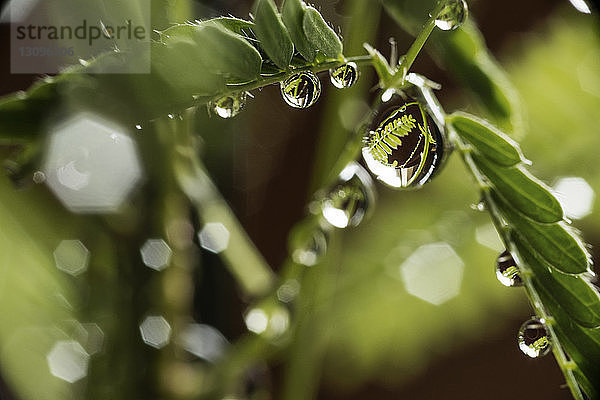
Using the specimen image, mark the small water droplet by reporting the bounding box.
[320,162,375,228]
[361,91,446,189]
[329,62,359,89]
[244,304,290,339]
[291,226,328,266]
[471,200,486,212]
[496,250,523,287]
[280,71,321,109]
[211,92,247,119]
[135,124,142,130]
[518,318,552,358]
[435,0,468,31]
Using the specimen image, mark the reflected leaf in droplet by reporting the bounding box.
[211,92,247,119]
[280,71,321,109]
[139,315,172,349]
[435,0,468,31]
[518,318,552,358]
[495,250,523,287]
[329,62,359,89]
[320,162,375,229]
[362,91,446,189]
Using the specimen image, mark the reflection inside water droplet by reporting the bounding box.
[362,91,446,189]
[495,250,523,287]
[518,318,551,358]
[280,71,321,109]
[329,62,359,89]
[320,162,375,228]
[435,0,468,31]
[211,92,247,118]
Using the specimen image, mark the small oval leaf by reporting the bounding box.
[302,6,343,60]
[473,153,563,223]
[448,112,524,166]
[490,190,590,275]
[282,0,316,62]
[511,232,600,328]
[253,0,294,69]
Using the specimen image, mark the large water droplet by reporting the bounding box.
[329,62,359,89]
[496,250,523,287]
[435,0,468,31]
[320,162,375,228]
[280,71,321,109]
[211,92,247,118]
[361,91,446,189]
[518,318,552,358]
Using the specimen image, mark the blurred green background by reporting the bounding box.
[0,0,598,399]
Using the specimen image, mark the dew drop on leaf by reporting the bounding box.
[495,250,523,287]
[291,226,328,266]
[320,162,375,229]
[435,0,468,31]
[361,91,446,189]
[211,92,247,119]
[329,62,359,89]
[518,318,552,358]
[280,71,321,109]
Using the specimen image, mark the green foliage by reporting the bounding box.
[282,0,317,61]
[447,112,524,166]
[302,6,343,60]
[253,0,294,69]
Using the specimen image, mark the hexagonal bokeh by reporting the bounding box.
[553,176,595,220]
[46,340,90,383]
[140,239,172,271]
[399,242,464,306]
[198,223,230,254]
[53,240,89,276]
[43,114,143,213]
[139,315,171,349]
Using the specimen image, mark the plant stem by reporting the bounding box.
[388,1,444,88]
[197,55,374,107]
[450,131,585,400]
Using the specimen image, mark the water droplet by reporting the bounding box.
[211,92,247,118]
[361,92,446,189]
[320,162,375,228]
[329,62,359,89]
[435,0,468,31]
[33,171,46,184]
[518,318,551,358]
[291,226,328,266]
[280,71,321,109]
[135,124,142,130]
[496,250,523,287]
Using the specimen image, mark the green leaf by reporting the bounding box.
[302,6,343,60]
[212,17,256,37]
[282,0,316,62]
[511,232,600,328]
[163,22,262,82]
[253,0,294,69]
[534,282,600,399]
[448,112,524,166]
[490,190,590,275]
[472,153,563,223]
